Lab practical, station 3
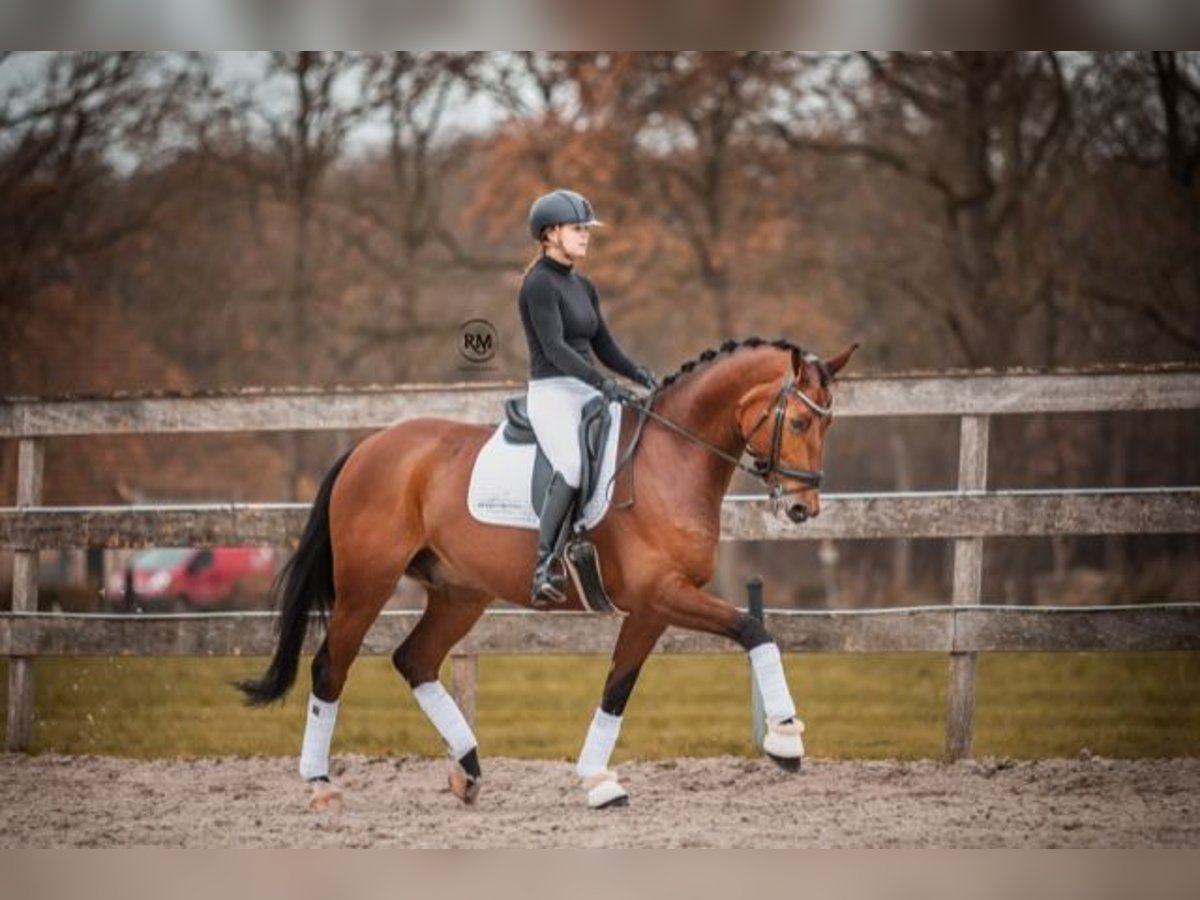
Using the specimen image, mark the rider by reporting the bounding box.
[519,188,657,605]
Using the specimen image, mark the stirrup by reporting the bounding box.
[531,559,568,607]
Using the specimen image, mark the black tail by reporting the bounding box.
[236,449,353,706]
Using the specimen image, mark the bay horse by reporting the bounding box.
[238,336,857,810]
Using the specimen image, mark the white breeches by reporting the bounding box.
[526,376,603,488]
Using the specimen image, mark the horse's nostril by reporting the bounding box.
[787,504,809,523]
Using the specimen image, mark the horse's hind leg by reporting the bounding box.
[299,540,410,812]
[576,612,666,809]
[392,586,490,804]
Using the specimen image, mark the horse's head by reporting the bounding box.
[735,342,858,523]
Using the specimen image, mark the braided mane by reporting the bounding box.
[658,337,827,390]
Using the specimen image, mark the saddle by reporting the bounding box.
[501,393,619,614]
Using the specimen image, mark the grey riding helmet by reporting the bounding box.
[528,189,604,240]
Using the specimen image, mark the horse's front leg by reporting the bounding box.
[576,612,666,809]
[655,578,805,771]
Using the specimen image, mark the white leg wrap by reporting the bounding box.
[576,708,622,779]
[749,643,797,722]
[298,694,339,781]
[413,681,478,759]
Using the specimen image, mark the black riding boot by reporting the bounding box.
[531,471,576,605]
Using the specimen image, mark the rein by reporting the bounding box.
[608,370,831,508]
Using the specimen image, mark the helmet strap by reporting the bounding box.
[543,227,577,265]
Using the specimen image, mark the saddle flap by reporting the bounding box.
[576,396,612,506]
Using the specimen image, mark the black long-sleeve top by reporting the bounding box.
[518,255,641,387]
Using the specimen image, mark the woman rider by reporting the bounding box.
[519,188,657,605]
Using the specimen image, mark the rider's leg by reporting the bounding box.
[526,377,597,603]
[531,471,576,602]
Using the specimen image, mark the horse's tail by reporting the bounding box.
[236,448,353,706]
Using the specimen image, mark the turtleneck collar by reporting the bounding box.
[539,254,574,276]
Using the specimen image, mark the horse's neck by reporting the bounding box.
[647,349,785,512]
[658,349,783,454]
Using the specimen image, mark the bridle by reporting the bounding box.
[612,357,832,507]
[742,375,831,497]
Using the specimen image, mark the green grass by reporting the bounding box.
[2,653,1198,760]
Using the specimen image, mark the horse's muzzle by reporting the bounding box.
[787,502,817,524]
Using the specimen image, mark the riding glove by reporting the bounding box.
[633,366,659,390]
[599,378,637,404]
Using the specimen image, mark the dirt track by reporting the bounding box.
[1,753,1197,848]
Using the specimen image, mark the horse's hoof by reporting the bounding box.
[593,791,629,809]
[762,716,805,773]
[308,779,343,813]
[449,759,481,805]
[766,753,803,774]
[583,771,629,810]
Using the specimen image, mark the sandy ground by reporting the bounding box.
[1,753,1197,848]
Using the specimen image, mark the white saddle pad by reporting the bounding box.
[467,401,623,530]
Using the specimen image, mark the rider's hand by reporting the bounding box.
[633,366,659,390]
[599,378,637,404]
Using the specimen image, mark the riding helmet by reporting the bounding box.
[528,189,604,240]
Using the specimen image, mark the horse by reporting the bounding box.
[237,336,857,810]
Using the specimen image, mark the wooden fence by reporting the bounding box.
[3,367,1199,757]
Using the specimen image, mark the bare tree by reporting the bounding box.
[318,52,495,380]
[0,52,209,309]
[1069,51,1200,354]
[774,52,1074,368]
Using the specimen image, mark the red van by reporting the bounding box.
[105,547,278,611]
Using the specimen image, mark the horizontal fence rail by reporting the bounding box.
[4,366,1199,758]
[3,367,1199,437]
[3,605,1198,658]
[2,489,1197,549]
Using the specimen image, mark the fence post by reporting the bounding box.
[6,438,44,752]
[945,415,989,760]
[747,575,766,749]
[450,652,478,728]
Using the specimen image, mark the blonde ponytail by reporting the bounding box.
[523,240,550,276]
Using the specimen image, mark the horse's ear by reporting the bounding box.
[825,342,860,379]
[790,346,802,376]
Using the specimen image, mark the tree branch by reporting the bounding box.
[772,123,964,205]
[1086,285,1200,353]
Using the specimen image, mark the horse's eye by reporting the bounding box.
[789,417,810,434]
